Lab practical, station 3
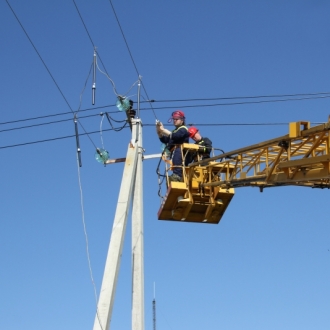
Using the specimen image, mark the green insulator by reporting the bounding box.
[116,97,131,111]
[95,148,109,163]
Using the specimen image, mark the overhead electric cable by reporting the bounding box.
[76,62,94,114]
[2,91,330,128]
[0,119,294,135]
[73,0,110,79]
[0,104,115,126]
[1,121,326,151]
[0,120,290,135]
[108,0,139,76]
[6,0,73,112]
[85,93,330,114]
[72,0,94,47]
[138,94,330,111]
[0,113,99,134]
[154,91,330,103]
[108,0,157,118]
[6,0,98,149]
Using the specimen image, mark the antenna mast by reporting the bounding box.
[152,283,156,330]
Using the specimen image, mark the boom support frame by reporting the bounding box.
[191,119,330,190]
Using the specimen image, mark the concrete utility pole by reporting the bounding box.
[132,118,144,330]
[92,117,145,330]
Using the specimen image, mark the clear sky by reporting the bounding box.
[1,1,330,329]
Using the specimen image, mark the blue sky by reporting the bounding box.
[1,1,330,329]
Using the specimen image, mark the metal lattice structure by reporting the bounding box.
[194,119,330,190]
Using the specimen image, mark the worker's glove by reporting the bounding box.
[156,120,163,137]
[160,126,171,137]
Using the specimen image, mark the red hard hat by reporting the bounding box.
[188,126,199,138]
[168,110,185,123]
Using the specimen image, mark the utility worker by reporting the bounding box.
[156,110,189,182]
[188,126,213,161]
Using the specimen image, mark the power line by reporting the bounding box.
[0,117,296,135]
[72,0,110,80]
[72,0,95,47]
[6,0,99,149]
[5,0,74,112]
[74,93,330,113]
[0,127,123,150]
[2,91,330,127]
[0,113,100,134]
[74,0,152,122]
[0,105,115,126]
[1,122,325,150]
[154,91,330,103]
[108,0,157,119]
[1,94,329,133]
[6,0,330,148]
[108,0,139,77]
[144,94,330,110]
[107,0,330,121]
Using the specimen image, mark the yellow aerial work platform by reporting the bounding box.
[157,143,235,224]
[157,118,330,224]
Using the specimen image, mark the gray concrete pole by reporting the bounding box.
[132,118,144,330]
[93,121,139,330]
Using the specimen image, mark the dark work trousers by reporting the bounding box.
[171,148,183,177]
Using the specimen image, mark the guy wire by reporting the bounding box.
[76,153,105,330]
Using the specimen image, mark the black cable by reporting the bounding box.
[143,94,330,111]
[0,120,283,135]
[105,113,128,131]
[0,111,325,136]
[0,104,115,126]
[76,62,94,114]
[154,91,330,103]
[107,0,158,119]
[140,82,158,119]
[185,123,288,127]
[103,94,330,113]
[2,120,327,151]
[144,122,323,126]
[0,113,99,133]
[72,0,94,47]
[108,0,139,78]
[6,0,99,149]
[103,113,126,123]
[72,0,110,79]
[0,126,129,150]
